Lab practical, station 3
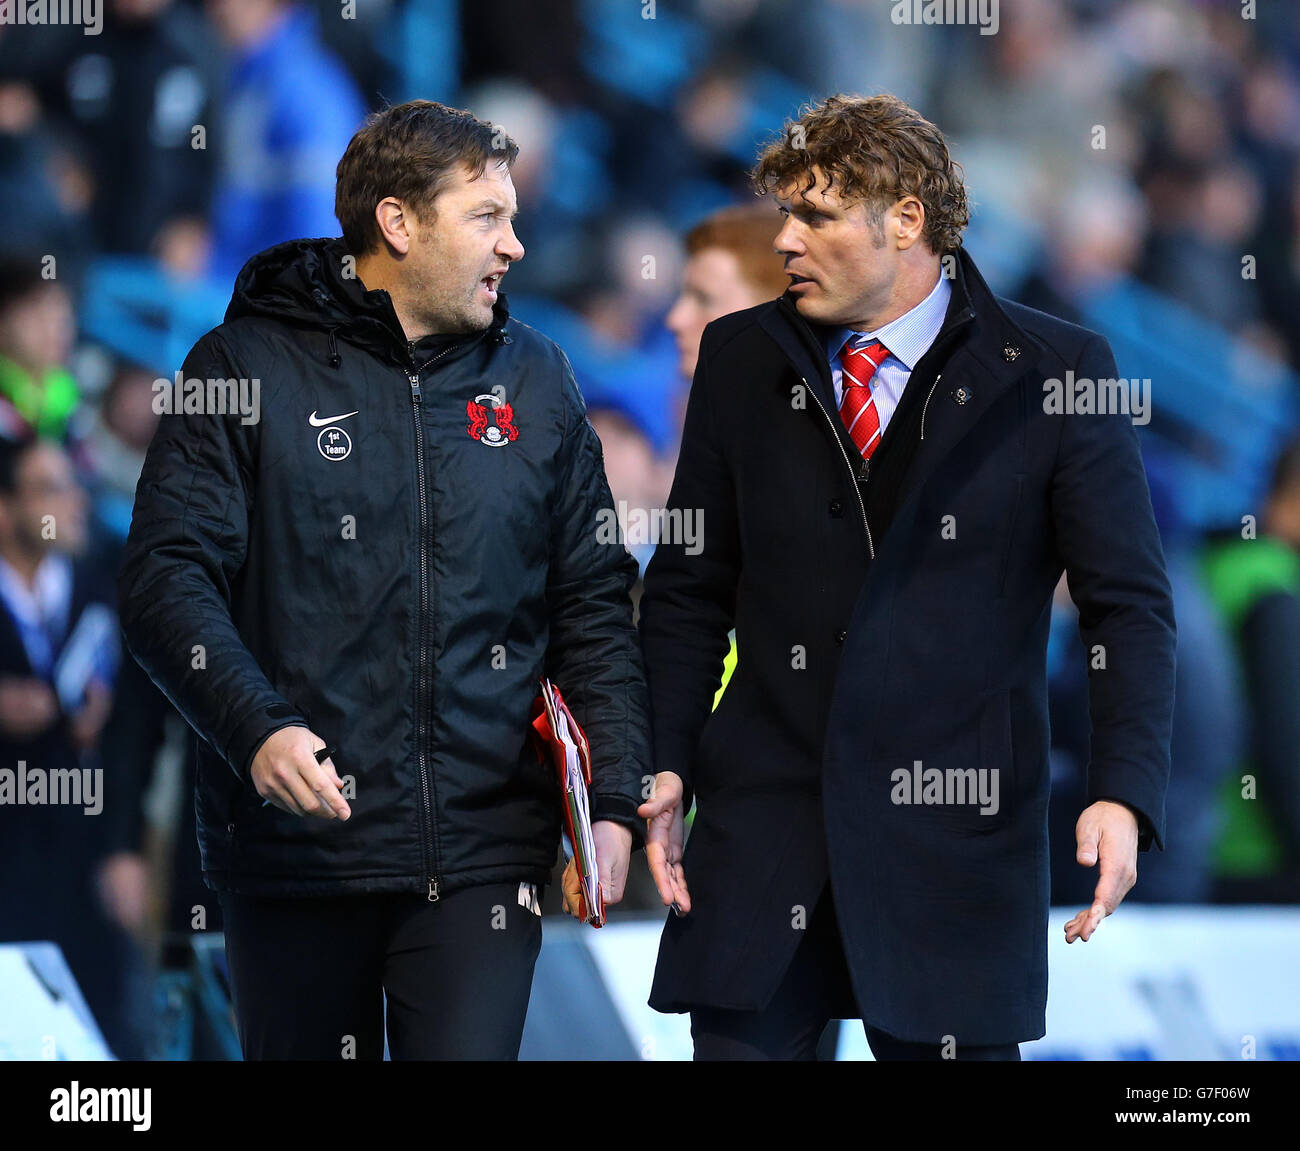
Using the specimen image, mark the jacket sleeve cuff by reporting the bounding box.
[678,771,694,818]
[590,793,646,853]
[1091,792,1162,853]
[228,704,310,783]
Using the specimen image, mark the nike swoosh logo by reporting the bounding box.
[308,410,359,426]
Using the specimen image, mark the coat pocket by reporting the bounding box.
[907,692,1015,833]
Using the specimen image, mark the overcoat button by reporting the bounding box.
[1002,344,1020,362]
[834,630,847,645]
[829,500,843,516]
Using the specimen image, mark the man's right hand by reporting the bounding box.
[637,771,691,915]
[250,726,351,820]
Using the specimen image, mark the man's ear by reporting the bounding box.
[373,197,414,256]
[893,195,926,251]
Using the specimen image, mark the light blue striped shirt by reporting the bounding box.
[826,271,952,438]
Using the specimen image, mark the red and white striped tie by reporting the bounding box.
[838,336,891,460]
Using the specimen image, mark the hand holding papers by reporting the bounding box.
[529,678,604,927]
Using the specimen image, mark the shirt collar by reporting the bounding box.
[826,270,953,372]
[0,552,71,627]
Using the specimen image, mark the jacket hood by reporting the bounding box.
[224,236,512,364]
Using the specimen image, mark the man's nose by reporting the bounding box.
[665,295,688,333]
[500,223,525,263]
[774,219,802,256]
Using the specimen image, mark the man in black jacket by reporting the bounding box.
[117,100,651,1060]
[637,94,1176,1059]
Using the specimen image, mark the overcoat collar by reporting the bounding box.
[756,246,1046,505]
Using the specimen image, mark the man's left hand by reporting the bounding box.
[561,820,632,920]
[1066,799,1139,943]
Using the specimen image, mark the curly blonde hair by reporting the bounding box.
[752,93,970,254]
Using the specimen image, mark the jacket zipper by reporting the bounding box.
[407,340,465,902]
[803,376,875,560]
[920,373,943,441]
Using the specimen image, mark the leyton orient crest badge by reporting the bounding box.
[466,394,520,447]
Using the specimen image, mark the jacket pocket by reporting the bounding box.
[915,692,1015,832]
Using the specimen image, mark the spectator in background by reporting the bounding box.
[663,202,789,458]
[71,357,173,956]
[0,257,79,440]
[657,202,790,713]
[586,398,671,587]
[611,53,757,223]
[1139,156,1266,337]
[68,354,200,992]
[1014,176,1147,328]
[575,212,684,349]
[42,0,219,278]
[205,0,364,282]
[665,202,789,385]
[1202,435,1300,903]
[70,357,162,551]
[0,433,150,1058]
[0,76,93,288]
[1257,158,1300,375]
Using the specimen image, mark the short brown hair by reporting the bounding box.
[335,100,519,255]
[684,204,788,299]
[751,93,969,254]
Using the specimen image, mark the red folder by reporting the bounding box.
[530,678,605,927]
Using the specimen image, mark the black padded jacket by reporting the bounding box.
[117,236,651,898]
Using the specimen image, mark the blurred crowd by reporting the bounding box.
[1,0,1299,1058]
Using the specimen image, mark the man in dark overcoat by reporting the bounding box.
[637,93,1176,1060]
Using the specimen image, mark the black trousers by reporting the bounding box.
[218,882,542,1060]
[690,883,1022,1061]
